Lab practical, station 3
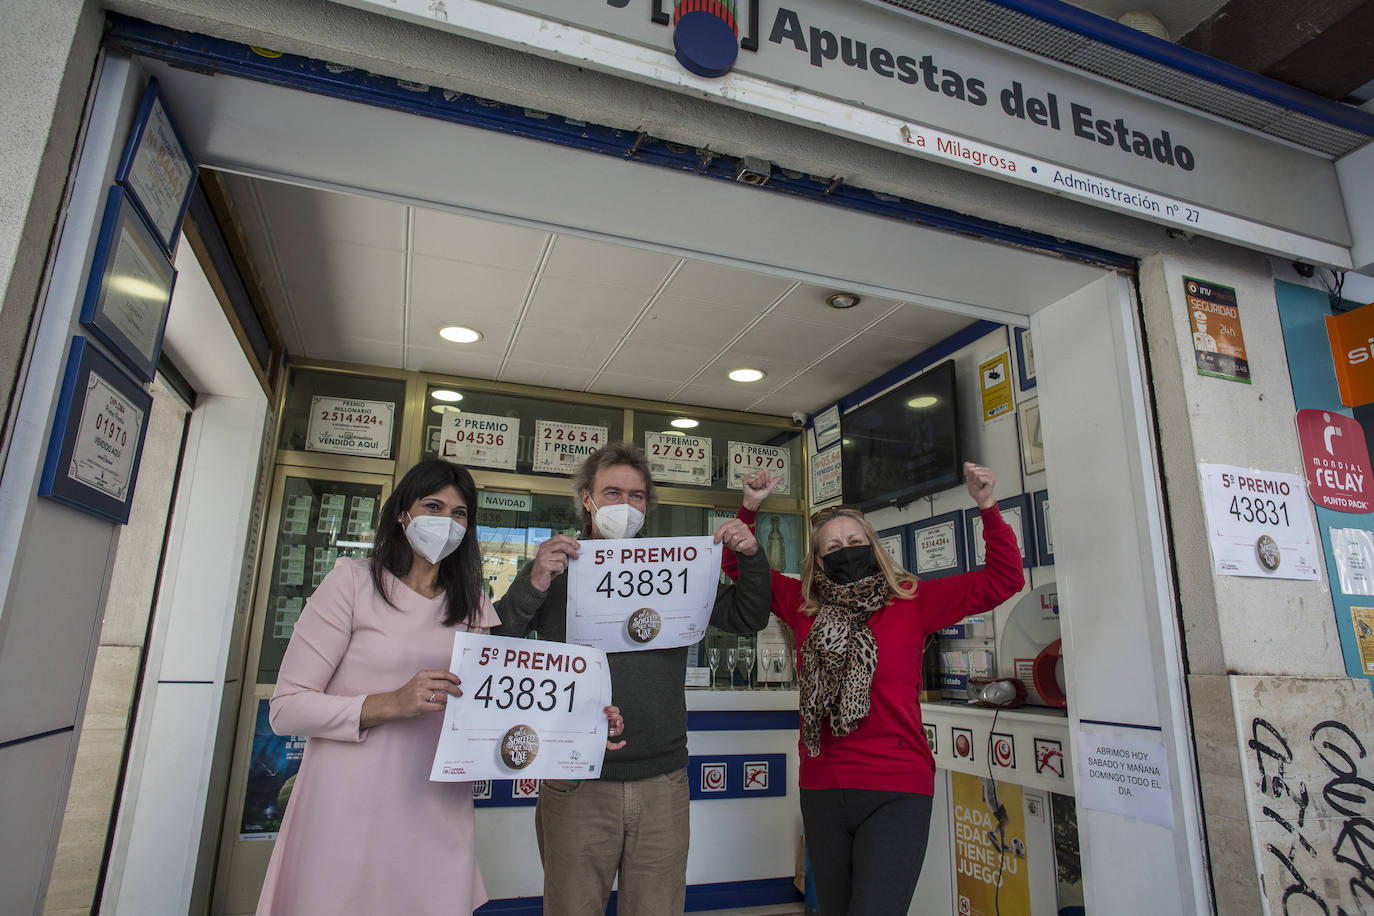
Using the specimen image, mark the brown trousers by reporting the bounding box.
[535,768,690,915]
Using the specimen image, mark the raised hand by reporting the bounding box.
[742,470,782,511]
[964,461,996,510]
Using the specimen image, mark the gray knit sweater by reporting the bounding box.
[494,546,771,781]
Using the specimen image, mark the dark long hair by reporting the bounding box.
[371,459,483,627]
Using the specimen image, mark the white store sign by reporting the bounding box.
[441,411,519,470]
[533,420,608,474]
[565,536,720,652]
[1198,463,1321,580]
[431,632,611,781]
[645,431,712,486]
[334,0,1354,266]
[306,396,394,459]
[727,440,791,495]
[1076,728,1174,831]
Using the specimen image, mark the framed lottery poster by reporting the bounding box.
[39,337,153,524]
[877,526,907,571]
[115,78,197,254]
[78,187,177,382]
[910,511,967,579]
[1014,326,1036,392]
[1032,489,1054,566]
[965,495,1036,571]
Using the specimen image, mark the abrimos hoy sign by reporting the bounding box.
[333,0,1351,262]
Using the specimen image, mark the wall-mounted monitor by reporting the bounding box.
[840,360,962,511]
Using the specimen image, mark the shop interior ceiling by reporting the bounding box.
[221,172,1008,418]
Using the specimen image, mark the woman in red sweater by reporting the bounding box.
[725,462,1024,915]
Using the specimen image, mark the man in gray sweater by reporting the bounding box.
[495,443,771,915]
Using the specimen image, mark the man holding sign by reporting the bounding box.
[496,444,771,915]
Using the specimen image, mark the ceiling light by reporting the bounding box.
[728,368,766,383]
[431,405,462,414]
[670,418,700,429]
[438,326,483,343]
[431,389,463,402]
[907,395,938,409]
[826,292,861,310]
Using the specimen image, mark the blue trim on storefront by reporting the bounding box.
[987,0,1374,137]
[687,709,799,730]
[476,876,804,913]
[0,726,75,751]
[103,13,1136,272]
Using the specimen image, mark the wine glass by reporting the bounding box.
[760,647,777,690]
[706,647,720,690]
[737,645,755,690]
[772,649,788,688]
[725,647,737,689]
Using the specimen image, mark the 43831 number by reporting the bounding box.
[595,567,686,598]
[1229,495,1290,526]
[472,675,575,712]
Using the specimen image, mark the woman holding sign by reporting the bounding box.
[724,462,1023,916]
[257,459,624,916]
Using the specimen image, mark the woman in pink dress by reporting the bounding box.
[256,459,624,916]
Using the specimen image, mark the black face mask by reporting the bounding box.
[820,545,878,584]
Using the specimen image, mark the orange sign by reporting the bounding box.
[1325,302,1374,407]
[1184,277,1250,383]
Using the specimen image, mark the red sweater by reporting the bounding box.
[726,505,1024,795]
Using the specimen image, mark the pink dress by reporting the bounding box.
[256,557,500,916]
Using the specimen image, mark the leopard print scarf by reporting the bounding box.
[797,572,891,756]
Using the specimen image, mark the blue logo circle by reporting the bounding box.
[674,10,739,78]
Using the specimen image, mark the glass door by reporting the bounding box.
[215,464,392,914]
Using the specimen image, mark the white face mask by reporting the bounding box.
[403,512,466,564]
[590,500,645,540]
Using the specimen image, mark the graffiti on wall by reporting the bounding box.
[1236,676,1374,914]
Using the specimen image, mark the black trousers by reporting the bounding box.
[800,787,934,916]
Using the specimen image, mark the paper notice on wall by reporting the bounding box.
[810,446,842,505]
[1198,464,1321,580]
[441,411,519,470]
[979,351,1014,422]
[1076,729,1174,830]
[1329,528,1374,595]
[644,432,711,486]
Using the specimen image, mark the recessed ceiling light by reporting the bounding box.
[431,389,463,402]
[670,417,700,429]
[430,405,462,414]
[728,368,766,383]
[907,395,938,409]
[438,326,483,343]
[826,292,861,310]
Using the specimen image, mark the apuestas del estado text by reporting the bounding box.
[768,7,1195,171]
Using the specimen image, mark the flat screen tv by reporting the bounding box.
[840,359,962,511]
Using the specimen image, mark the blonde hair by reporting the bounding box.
[799,506,917,616]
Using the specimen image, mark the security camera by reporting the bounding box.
[791,411,807,427]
